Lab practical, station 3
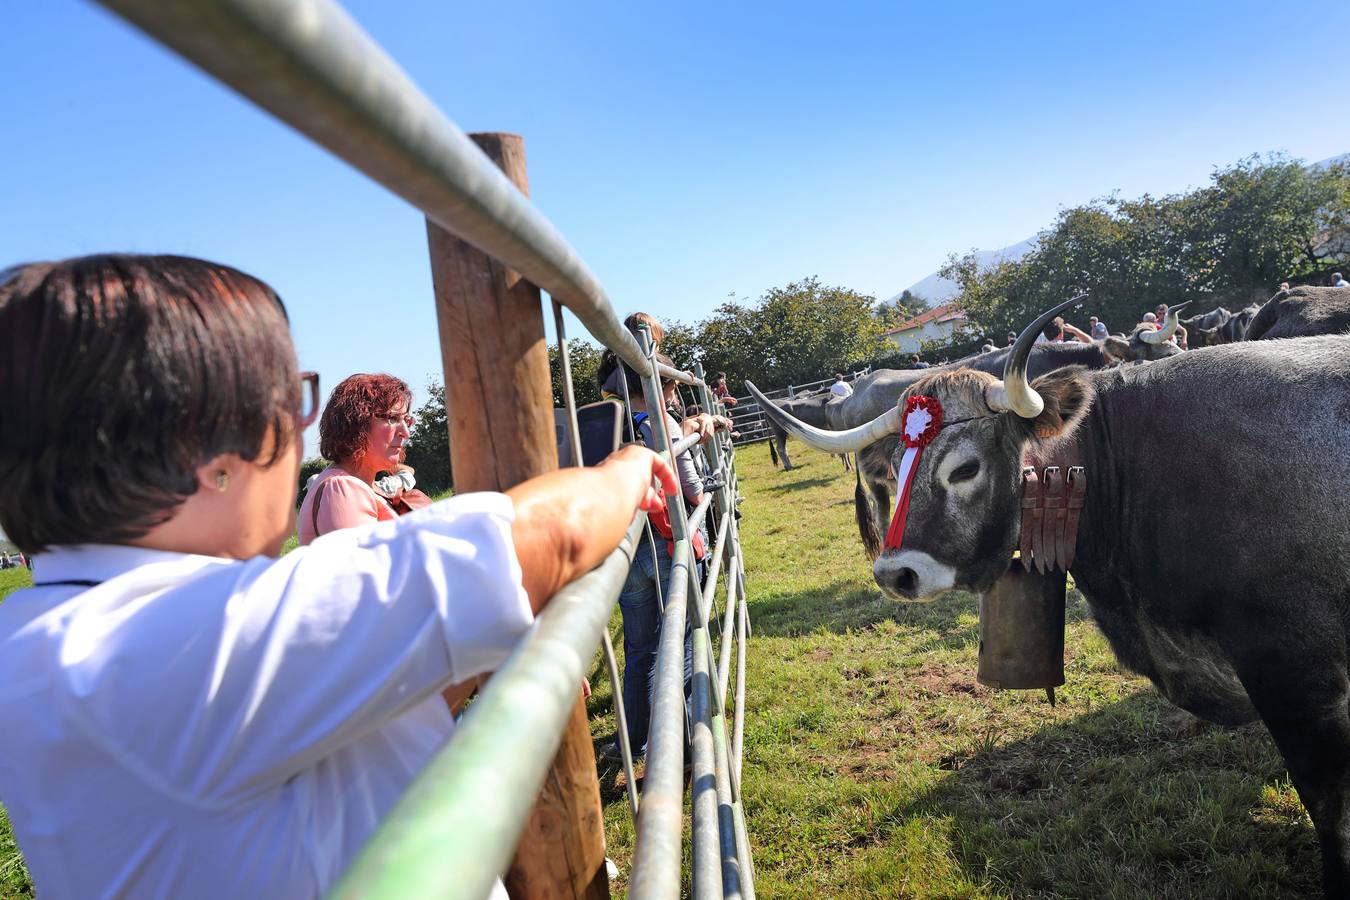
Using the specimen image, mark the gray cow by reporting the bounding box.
[1189,303,1263,346]
[765,389,840,471]
[751,301,1350,894]
[1246,285,1350,341]
[797,308,1187,557]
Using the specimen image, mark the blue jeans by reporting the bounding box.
[618,535,694,756]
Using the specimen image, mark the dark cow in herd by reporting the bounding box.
[1185,302,1263,346]
[765,389,836,471]
[1185,286,1350,346]
[1247,285,1350,341]
[750,300,1350,893]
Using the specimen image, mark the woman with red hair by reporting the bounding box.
[298,373,416,544]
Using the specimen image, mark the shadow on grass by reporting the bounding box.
[750,576,1096,641]
[887,691,1320,898]
[765,476,837,494]
[749,579,978,641]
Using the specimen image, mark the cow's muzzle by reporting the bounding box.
[874,550,956,601]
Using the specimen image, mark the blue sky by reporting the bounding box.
[3,0,1348,461]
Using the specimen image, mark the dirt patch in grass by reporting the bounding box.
[908,661,992,699]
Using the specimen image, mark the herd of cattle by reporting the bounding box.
[748,284,1350,894]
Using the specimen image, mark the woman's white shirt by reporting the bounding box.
[0,492,529,900]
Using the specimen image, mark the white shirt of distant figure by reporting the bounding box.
[0,496,528,900]
[830,379,854,398]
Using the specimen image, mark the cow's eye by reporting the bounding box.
[949,460,981,483]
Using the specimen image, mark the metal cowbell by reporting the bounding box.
[977,562,1066,702]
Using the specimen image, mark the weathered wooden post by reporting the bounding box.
[426,132,609,900]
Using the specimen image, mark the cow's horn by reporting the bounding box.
[986,295,1086,419]
[1139,301,1191,345]
[744,381,902,453]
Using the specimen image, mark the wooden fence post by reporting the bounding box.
[425,132,609,900]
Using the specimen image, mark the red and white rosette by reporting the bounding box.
[883,394,944,551]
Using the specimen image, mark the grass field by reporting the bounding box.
[0,447,1322,898]
[587,443,1320,898]
[0,566,35,898]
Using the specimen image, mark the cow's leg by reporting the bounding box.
[868,477,889,542]
[777,435,794,471]
[1226,626,1350,894]
[854,444,895,560]
[853,468,881,559]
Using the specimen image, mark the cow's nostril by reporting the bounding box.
[895,567,919,596]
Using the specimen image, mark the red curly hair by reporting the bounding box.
[318,373,412,464]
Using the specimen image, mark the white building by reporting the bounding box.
[880,303,968,353]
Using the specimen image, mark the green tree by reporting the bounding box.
[939,154,1350,348]
[692,299,759,391]
[656,321,701,373]
[873,290,924,329]
[297,456,328,503]
[548,340,603,408]
[695,278,883,391]
[403,381,452,496]
[1194,155,1350,288]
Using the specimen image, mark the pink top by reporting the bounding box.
[297,467,398,546]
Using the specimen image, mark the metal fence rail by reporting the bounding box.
[91,1,756,896]
[95,0,693,388]
[332,513,650,900]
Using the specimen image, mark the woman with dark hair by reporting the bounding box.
[298,372,415,545]
[0,254,676,900]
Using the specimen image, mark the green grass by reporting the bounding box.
[586,443,1319,898]
[0,568,31,604]
[0,567,34,897]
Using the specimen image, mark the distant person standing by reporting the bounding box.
[1155,303,1187,347]
[1089,316,1109,340]
[1141,311,1159,329]
[909,354,930,370]
[1279,281,1292,292]
[1036,316,1090,344]
[1005,331,1017,347]
[711,372,738,407]
[1334,273,1349,288]
[829,373,854,398]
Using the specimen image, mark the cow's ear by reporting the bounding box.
[1101,336,1129,364]
[1021,368,1094,444]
